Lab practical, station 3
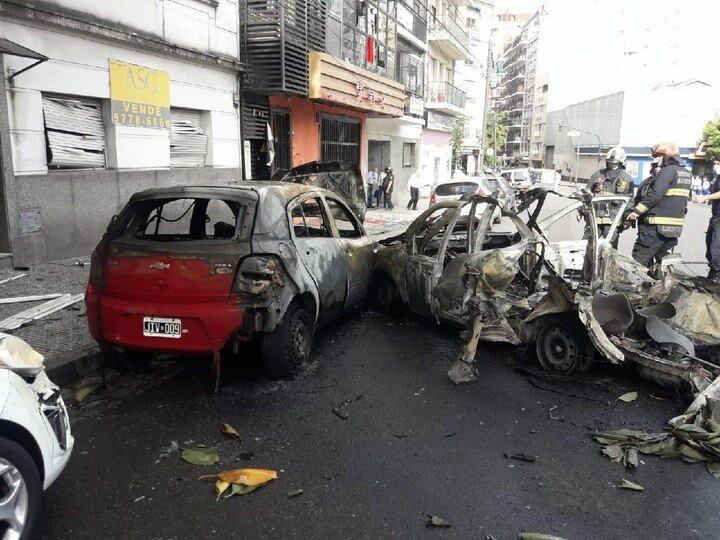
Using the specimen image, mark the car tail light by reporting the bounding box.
[232,255,285,295]
[89,250,106,288]
[430,191,436,204]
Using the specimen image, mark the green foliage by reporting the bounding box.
[703,120,720,161]
[484,110,509,166]
[450,116,467,172]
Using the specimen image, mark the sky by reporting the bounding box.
[492,0,540,13]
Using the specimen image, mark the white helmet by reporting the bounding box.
[605,146,627,167]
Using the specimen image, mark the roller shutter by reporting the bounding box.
[170,108,208,167]
[42,95,106,168]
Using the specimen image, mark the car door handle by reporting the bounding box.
[346,250,353,257]
[306,247,317,256]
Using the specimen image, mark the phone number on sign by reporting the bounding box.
[112,113,171,129]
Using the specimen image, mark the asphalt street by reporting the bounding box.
[35,186,719,539]
[40,314,719,539]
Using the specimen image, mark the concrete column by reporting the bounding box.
[0,56,22,259]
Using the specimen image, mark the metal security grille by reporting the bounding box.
[271,109,291,172]
[42,95,105,169]
[320,116,360,164]
[170,108,208,167]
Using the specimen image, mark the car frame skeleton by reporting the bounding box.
[374,188,720,401]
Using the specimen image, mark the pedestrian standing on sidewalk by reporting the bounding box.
[382,167,395,209]
[693,159,720,282]
[406,165,424,210]
[692,174,703,199]
[703,177,711,197]
[367,166,380,208]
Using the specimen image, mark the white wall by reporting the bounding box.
[42,0,239,59]
[2,18,239,174]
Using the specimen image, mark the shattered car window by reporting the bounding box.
[291,198,332,238]
[326,199,361,239]
[116,198,243,242]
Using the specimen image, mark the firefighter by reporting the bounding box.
[627,143,692,268]
[587,146,633,248]
[693,159,720,281]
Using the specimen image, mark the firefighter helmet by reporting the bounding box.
[605,146,627,167]
[651,142,680,158]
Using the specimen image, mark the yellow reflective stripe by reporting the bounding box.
[666,188,690,197]
[647,217,684,226]
[635,203,648,213]
[596,217,613,224]
[599,191,615,196]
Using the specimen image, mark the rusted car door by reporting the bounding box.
[323,196,375,310]
[288,194,348,323]
[404,204,462,316]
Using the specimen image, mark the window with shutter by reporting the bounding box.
[170,108,208,168]
[42,95,106,169]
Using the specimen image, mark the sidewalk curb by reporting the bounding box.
[46,343,97,387]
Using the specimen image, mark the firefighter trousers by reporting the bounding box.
[631,224,678,268]
[705,215,720,277]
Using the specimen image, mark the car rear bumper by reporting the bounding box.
[85,285,248,354]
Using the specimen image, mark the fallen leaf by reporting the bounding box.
[332,407,349,419]
[617,391,638,403]
[504,452,536,463]
[215,480,230,501]
[181,447,220,466]
[706,461,720,478]
[426,515,451,528]
[75,386,97,405]
[225,483,259,497]
[618,478,644,491]
[200,468,278,487]
[220,423,240,439]
[287,488,304,498]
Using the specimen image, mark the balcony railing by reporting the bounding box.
[427,81,466,109]
[397,0,427,43]
[429,15,470,52]
[397,51,425,98]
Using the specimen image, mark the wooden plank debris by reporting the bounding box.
[0,294,63,305]
[0,274,26,285]
[0,294,84,330]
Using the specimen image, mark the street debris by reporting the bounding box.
[237,451,255,460]
[200,468,278,500]
[0,293,84,330]
[0,273,26,285]
[517,533,568,540]
[159,441,179,459]
[0,293,63,304]
[426,515,451,528]
[220,423,241,439]
[287,488,304,498]
[504,452,536,463]
[181,447,220,466]
[75,386,99,405]
[617,391,638,403]
[548,405,565,421]
[618,479,644,491]
[332,407,349,420]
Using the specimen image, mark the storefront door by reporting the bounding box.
[368,140,391,173]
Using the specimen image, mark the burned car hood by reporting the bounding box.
[271,161,366,220]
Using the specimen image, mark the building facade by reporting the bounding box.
[0,0,243,265]
[240,0,406,185]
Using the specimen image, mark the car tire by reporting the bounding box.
[535,314,594,373]
[261,301,315,378]
[371,273,403,313]
[0,437,42,540]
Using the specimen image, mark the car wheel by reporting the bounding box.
[262,301,315,378]
[535,314,594,373]
[372,273,402,312]
[0,437,41,540]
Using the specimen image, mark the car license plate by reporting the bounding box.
[143,317,181,338]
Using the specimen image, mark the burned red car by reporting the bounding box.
[85,182,375,389]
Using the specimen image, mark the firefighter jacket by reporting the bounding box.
[634,157,691,237]
[587,168,633,225]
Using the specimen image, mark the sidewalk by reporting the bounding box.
[0,258,94,381]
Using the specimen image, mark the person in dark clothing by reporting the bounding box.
[382,167,395,209]
[587,146,634,248]
[627,143,692,268]
[694,159,720,281]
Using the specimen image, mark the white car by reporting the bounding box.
[0,334,73,538]
[430,175,502,224]
[500,169,534,189]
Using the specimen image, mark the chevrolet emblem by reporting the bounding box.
[150,262,170,270]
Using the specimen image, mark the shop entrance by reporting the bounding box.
[320,115,361,165]
[368,140,391,173]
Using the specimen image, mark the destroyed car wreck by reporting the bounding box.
[374,188,720,405]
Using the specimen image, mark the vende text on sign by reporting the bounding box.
[109,59,170,130]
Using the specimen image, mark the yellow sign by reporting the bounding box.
[109,59,170,129]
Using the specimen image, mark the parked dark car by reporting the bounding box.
[272,161,367,222]
[85,182,377,388]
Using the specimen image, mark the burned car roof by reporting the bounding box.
[128,181,315,202]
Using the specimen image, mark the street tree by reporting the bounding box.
[703,120,720,161]
[451,116,467,173]
[483,110,508,167]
